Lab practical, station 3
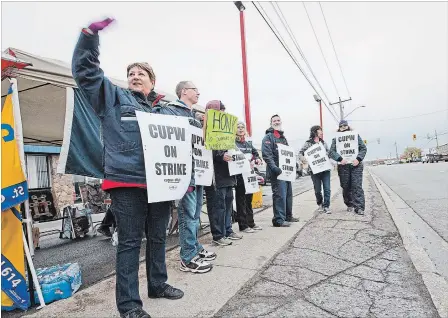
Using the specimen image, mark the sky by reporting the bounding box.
[2,1,447,160]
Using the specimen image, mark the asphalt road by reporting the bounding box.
[370,162,448,243]
[370,162,448,287]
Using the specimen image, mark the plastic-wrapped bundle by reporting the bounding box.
[33,263,82,304]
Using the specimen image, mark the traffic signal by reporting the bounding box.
[364,140,367,144]
[412,134,417,141]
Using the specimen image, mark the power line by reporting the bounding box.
[252,1,339,123]
[350,109,448,122]
[259,2,339,122]
[319,2,351,98]
[302,2,340,99]
[270,2,333,110]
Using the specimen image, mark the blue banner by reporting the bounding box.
[1,255,29,311]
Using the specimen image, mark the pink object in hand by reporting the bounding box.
[88,18,114,33]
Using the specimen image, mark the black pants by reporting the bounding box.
[337,163,365,211]
[109,188,170,315]
[310,170,331,208]
[101,208,116,228]
[235,178,255,231]
[271,177,293,225]
[204,186,234,241]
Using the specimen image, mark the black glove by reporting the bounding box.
[272,167,282,176]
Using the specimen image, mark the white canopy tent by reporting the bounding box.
[1,47,194,147]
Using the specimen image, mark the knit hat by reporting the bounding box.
[205,100,225,111]
[237,121,246,127]
[339,119,348,127]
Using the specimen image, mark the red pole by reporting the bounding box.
[239,10,252,136]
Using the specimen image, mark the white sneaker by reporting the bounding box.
[198,248,217,261]
[213,238,232,246]
[252,225,263,231]
[227,232,243,240]
[324,207,332,214]
[180,255,212,274]
[242,228,255,233]
[317,205,324,212]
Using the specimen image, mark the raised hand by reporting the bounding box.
[88,18,114,33]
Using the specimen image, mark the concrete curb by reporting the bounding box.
[369,170,448,318]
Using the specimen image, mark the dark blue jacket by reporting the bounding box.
[153,100,202,187]
[261,127,289,180]
[72,31,164,184]
[330,133,368,163]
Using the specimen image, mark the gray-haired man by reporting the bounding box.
[154,81,216,274]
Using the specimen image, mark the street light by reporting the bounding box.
[344,105,366,119]
[234,1,252,136]
[234,1,245,11]
[313,95,323,133]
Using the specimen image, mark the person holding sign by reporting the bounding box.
[330,120,368,215]
[72,19,182,318]
[234,121,263,233]
[262,115,300,227]
[154,81,216,274]
[203,101,243,246]
[299,125,339,214]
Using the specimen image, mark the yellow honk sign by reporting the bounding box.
[204,109,238,150]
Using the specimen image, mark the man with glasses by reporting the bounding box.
[154,81,216,274]
[262,115,300,227]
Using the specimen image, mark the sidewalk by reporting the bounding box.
[216,174,439,318]
[25,173,439,317]
[25,177,337,318]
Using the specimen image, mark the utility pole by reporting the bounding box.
[435,129,439,150]
[394,142,399,160]
[330,97,352,120]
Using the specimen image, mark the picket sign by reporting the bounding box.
[191,126,213,186]
[136,112,192,203]
[277,144,296,182]
[228,148,251,176]
[304,142,332,174]
[335,131,359,163]
[243,169,259,194]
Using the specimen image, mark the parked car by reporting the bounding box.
[256,174,265,186]
[254,167,268,186]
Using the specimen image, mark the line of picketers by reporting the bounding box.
[72,18,368,318]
